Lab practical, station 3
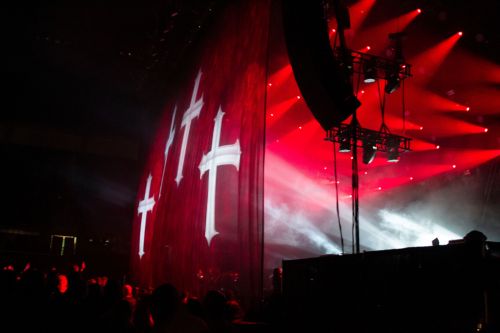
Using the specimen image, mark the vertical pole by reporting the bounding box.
[61,236,66,256]
[351,117,360,254]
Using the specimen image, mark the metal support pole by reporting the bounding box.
[351,116,360,254]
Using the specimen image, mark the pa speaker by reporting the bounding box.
[282,0,360,130]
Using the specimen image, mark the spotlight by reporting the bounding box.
[386,137,400,162]
[362,135,377,164]
[417,8,422,14]
[385,72,400,94]
[458,31,463,36]
[363,57,377,83]
[338,128,351,152]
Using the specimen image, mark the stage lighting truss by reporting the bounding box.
[325,123,411,160]
[334,49,412,89]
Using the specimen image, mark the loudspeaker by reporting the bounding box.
[282,0,360,131]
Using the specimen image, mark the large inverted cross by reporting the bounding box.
[159,106,177,197]
[199,108,241,245]
[137,174,155,258]
[176,71,204,185]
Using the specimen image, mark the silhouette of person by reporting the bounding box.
[150,283,207,333]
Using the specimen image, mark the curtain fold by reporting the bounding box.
[131,0,270,306]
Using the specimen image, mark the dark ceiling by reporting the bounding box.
[0,0,217,243]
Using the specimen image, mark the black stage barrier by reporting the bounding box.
[283,241,500,333]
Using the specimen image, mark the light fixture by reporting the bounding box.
[362,135,377,164]
[385,72,400,94]
[363,57,377,83]
[386,137,400,162]
[338,128,351,152]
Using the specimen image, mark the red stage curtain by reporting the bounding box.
[131,0,270,306]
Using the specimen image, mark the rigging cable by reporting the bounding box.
[333,141,345,254]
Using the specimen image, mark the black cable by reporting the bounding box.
[258,5,273,305]
[376,79,387,129]
[352,195,355,254]
[332,142,345,254]
[401,77,406,133]
[354,64,362,97]
[351,69,362,254]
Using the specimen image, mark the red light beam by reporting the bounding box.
[410,33,462,86]
[354,9,422,51]
[266,96,301,126]
[349,0,377,33]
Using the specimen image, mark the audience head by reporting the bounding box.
[150,283,181,324]
[123,284,134,298]
[464,230,487,243]
[226,299,243,321]
[57,274,68,294]
[97,276,108,287]
[203,290,228,320]
[186,297,204,318]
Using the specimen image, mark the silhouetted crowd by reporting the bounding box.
[0,262,281,333]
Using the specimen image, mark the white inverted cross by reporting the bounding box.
[176,70,204,185]
[137,174,155,258]
[199,107,241,245]
[159,106,177,197]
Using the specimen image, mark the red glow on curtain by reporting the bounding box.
[131,0,270,306]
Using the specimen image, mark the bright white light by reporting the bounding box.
[265,199,341,255]
[176,71,204,185]
[378,210,461,247]
[264,153,348,262]
[137,174,155,258]
[264,150,473,269]
[199,108,241,245]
